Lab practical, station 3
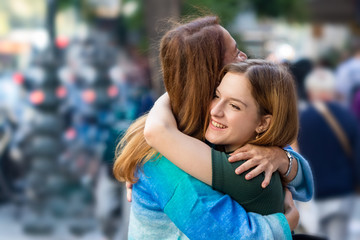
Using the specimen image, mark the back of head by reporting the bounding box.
[221,60,299,147]
[160,16,225,140]
[305,67,336,102]
[113,16,225,182]
[290,58,314,100]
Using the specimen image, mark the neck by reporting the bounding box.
[225,145,239,153]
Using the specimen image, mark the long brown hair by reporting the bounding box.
[113,16,226,183]
[220,60,299,148]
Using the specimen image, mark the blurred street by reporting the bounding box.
[1,0,360,239]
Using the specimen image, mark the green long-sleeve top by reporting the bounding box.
[212,148,285,215]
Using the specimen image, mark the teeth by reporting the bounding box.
[212,120,226,129]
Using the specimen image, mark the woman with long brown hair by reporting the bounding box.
[113,16,312,239]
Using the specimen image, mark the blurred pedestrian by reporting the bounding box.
[335,37,360,118]
[297,66,360,240]
[290,58,314,103]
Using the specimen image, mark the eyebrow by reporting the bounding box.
[217,90,248,108]
[230,97,247,108]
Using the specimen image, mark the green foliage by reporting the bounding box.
[182,0,245,26]
[181,0,250,54]
[122,0,144,30]
[182,0,309,24]
[57,0,74,10]
[251,0,309,22]
[121,0,148,52]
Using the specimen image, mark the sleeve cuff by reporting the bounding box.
[285,149,314,201]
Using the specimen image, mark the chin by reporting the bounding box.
[205,136,221,146]
[205,135,215,144]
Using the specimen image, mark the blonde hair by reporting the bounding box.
[220,60,299,147]
[113,16,226,183]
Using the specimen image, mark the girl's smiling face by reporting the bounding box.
[205,72,269,152]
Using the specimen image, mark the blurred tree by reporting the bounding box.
[182,0,245,26]
[58,0,73,10]
[251,0,308,22]
[184,0,308,25]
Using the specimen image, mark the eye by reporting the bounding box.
[213,93,219,99]
[231,104,240,110]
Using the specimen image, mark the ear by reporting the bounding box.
[256,114,272,134]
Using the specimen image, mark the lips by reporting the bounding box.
[211,120,227,129]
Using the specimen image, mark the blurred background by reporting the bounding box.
[0,0,360,239]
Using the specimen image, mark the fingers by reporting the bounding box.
[261,170,272,188]
[234,159,259,175]
[127,189,132,202]
[235,160,275,189]
[126,182,133,202]
[126,182,133,189]
[228,151,253,162]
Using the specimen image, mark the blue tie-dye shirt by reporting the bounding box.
[128,148,313,239]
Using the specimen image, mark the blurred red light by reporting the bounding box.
[82,89,96,103]
[29,90,45,105]
[56,86,67,98]
[56,37,69,49]
[107,85,118,98]
[65,128,77,140]
[13,73,24,85]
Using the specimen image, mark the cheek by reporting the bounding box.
[230,114,258,137]
[223,54,233,66]
[231,125,255,145]
[204,128,218,144]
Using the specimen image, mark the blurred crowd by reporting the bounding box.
[0,27,154,239]
[283,37,360,240]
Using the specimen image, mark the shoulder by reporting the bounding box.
[142,155,189,184]
[211,148,278,202]
[211,149,284,214]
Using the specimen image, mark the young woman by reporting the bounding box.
[144,60,299,215]
[113,16,312,239]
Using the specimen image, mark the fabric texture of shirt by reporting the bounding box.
[212,148,284,215]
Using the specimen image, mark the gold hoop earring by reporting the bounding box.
[256,133,260,139]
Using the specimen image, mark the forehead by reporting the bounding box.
[220,26,236,49]
[220,26,238,65]
[219,72,250,93]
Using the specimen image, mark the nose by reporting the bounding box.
[239,51,247,61]
[210,100,224,118]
